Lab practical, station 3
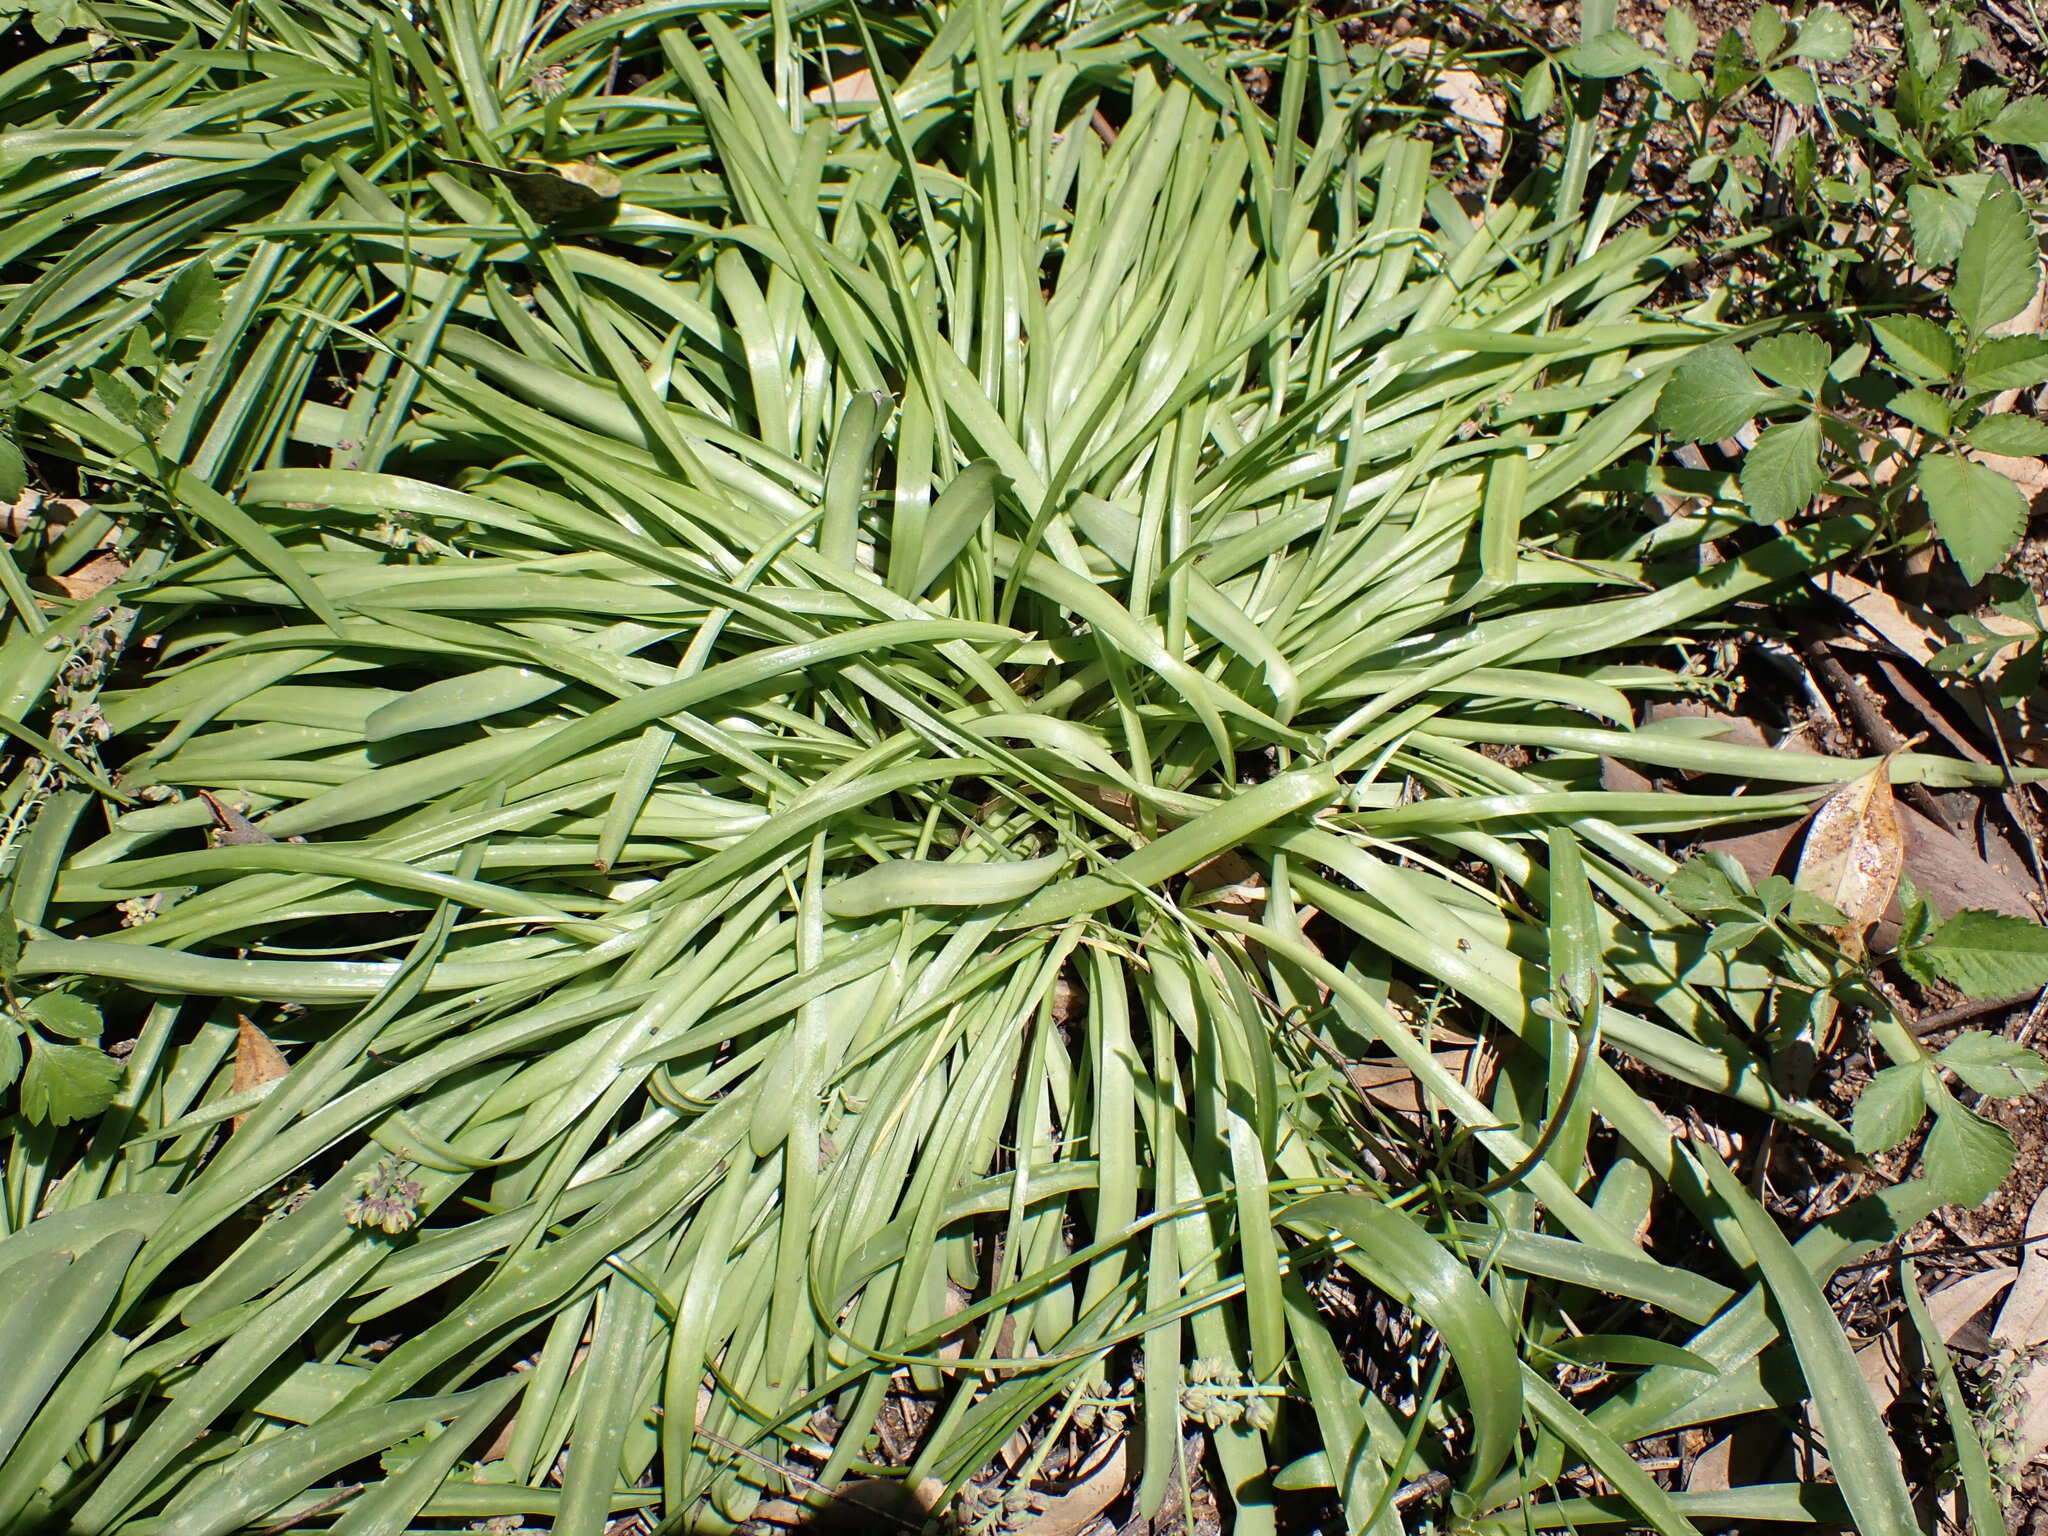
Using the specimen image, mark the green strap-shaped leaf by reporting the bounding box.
[0,1229,141,1459]
[1280,1193,1520,1506]
[1695,1150,1922,1536]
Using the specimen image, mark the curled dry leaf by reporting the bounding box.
[1796,762,1904,958]
[1,490,89,541]
[1978,448,2048,508]
[1382,39,1505,155]
[1818,571,1948,665]
[1992,1189,2048,1466]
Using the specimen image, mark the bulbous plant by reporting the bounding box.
[0,4,2027,1534]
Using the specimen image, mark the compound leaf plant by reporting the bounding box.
[1659,168,2048,584]
[0,3,2037,1535]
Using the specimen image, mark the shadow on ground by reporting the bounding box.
[671,1478,944,1534]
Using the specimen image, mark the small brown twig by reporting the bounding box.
[1800,638,1954,832]
[1909,988,2044,1037]
[253,1486,362,1536]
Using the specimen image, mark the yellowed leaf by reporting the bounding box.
[232,1016,289,1128]
[1796,763,1903,957]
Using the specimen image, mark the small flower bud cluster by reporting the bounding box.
[1180,1356,1281,1431]
[342,1156,425,1234]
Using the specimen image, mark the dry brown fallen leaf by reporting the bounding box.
[1705,802,2035,936]
[49,549,127,600]
[0,490,88,541]
[1350,1048,1475,1116]
[1795,762,1904,959]
[1817,570,1948,665]
[442,157,621,221]
[1382,39,1505,155]
[1013,1439,1126,1536]
[1994,1188,2048,1348]
[1978,447,2048,508]
[231,1016,289,1128]
[1994,1189,2048,1466]
[806,68,880,119]
[1857,1264,2017,1418]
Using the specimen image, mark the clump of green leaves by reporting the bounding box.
[1932,579,2045,706]
[1663,852,2047,1206]
[1879,878,2048,1202]
[1549,0,2048,309]
[1656,171,2047,580]
[0,918,122,1125]
[3,4,2046,1534]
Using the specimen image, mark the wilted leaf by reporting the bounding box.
[1918,452,2028,584]
[50,548,127,600]
[1796,763,1903,957]
[1014,1440,1126,1536]
[232,1016,290,1129]
[201,790,274,846]
[445,157,622,221]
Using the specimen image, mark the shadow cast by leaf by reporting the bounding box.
[676,1478,948,1535]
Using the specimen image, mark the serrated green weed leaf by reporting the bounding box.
[1853,1063,1927,1154]
[1740,416,1825,522]
[1658,345,1785,442]
[1954,178,2039,335]
[1918,453,2027,583]
[20,1038,122,1125]
[1939,1032,2048,1097]
[1748,333,1832,396]
[1871,315,1958,382]
[1915,908,2048,996]
[1925,1099,2015,1206]
[1965,414,2048,455]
